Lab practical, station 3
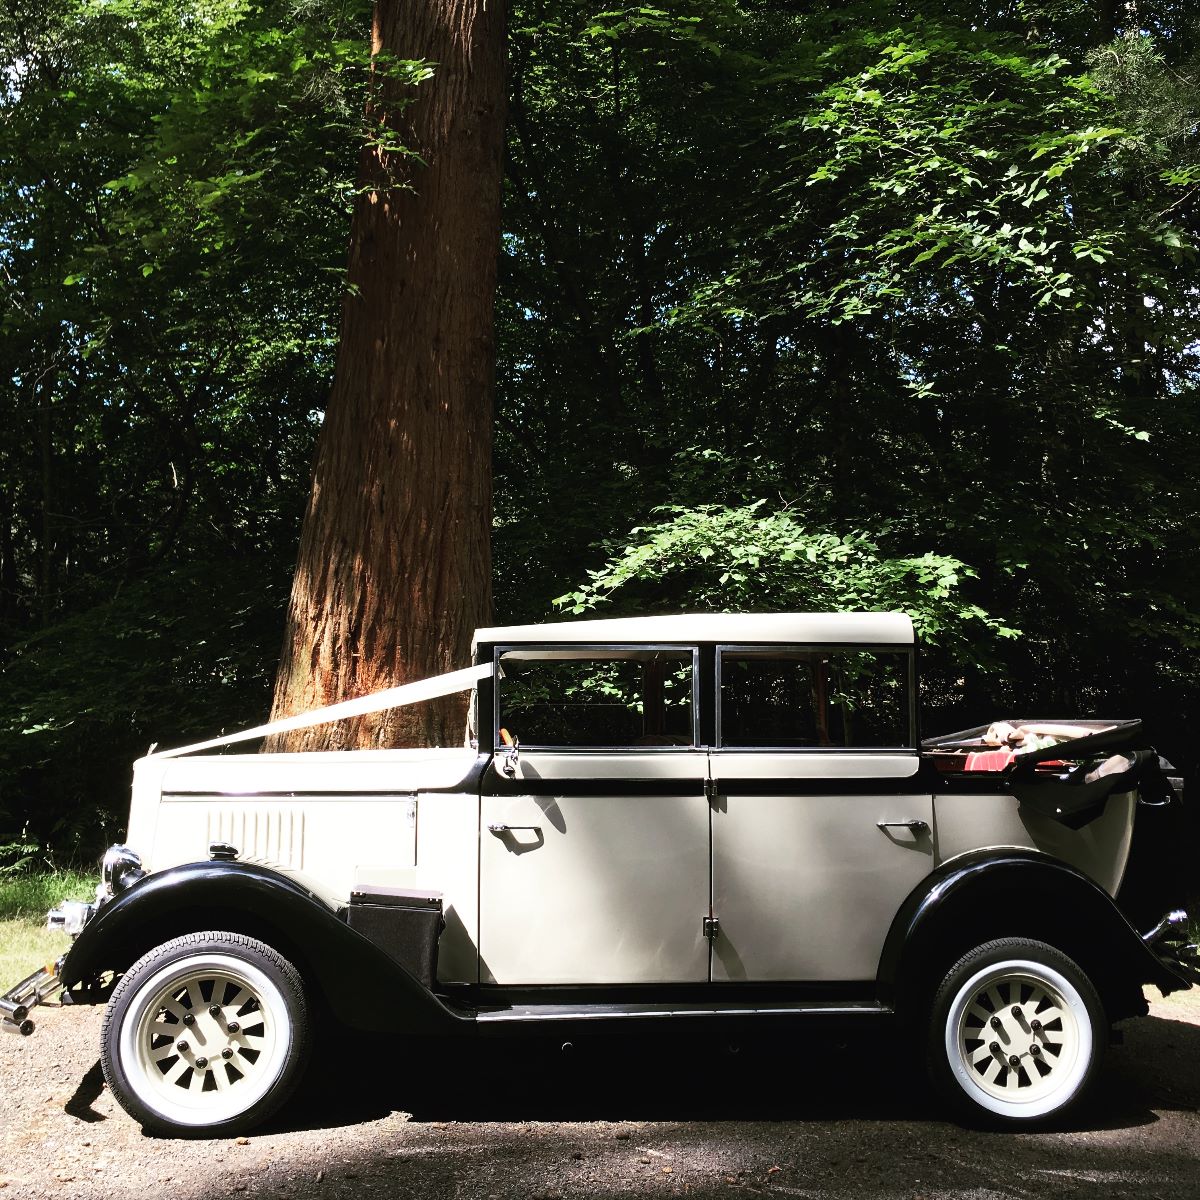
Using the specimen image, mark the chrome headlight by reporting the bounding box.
[47,899,94,937]
[101,844,145,897]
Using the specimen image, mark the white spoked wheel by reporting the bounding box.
[102,932,309,1136]
[929,939,1104,1126]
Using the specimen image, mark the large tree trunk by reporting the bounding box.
[265,0,505,751]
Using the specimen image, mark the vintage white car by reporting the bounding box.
[3,612,1195,1135]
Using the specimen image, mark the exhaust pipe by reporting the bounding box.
[0,960,63,1037]
[0,998,28,1023]
[2,993,35,1034]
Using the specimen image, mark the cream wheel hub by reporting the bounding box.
[944,958,1091,1119]
[118,953,291,1127]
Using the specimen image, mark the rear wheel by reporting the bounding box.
[927,938,1105,1126]
[101,931,309,1137]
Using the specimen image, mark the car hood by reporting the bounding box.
[137,747,487,797]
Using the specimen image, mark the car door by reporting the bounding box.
[710,645,934,983]
[478,645,710,985]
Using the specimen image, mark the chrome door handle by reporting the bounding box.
[876,819,929,835]
[488,823,541,835]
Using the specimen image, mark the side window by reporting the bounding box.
[497,649,695,749]
[719,648,912,749]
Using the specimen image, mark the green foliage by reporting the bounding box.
[791,33,1149,315]
[500,0,1200,748]
[0,827,39,876]
[555,503,1018,662]
[0,557,289,850]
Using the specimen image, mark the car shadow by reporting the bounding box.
[264,1011,1200,1135]
[1099,1013,1200,1124]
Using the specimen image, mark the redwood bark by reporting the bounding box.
[265,0,505,751]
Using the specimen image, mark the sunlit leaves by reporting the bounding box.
[555,503,1019,662]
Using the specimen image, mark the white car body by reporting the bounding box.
[126,611,1134,988]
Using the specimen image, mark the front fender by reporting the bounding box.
[877,849,1189,1018]
[62,861,469,1035]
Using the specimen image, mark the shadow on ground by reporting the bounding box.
[206,1012,1200,1200]
[271,1010,1200,1135]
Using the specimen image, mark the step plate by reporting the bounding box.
[475,1000,891,1024]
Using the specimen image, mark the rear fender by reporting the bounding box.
[877,849,1188,1021]
[61,861,468,1034]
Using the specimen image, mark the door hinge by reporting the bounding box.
[703,916,720,940]
[704,778,717,803]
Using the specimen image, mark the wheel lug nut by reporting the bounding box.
[989,1041,1000,1054]
[182,1012,195,1026]
[1030,1043,1042,1057]
[1008,1054,1020,1068]
[227,1021,240,1033]
[222,1048,234,1060]
[1031,1019,1042,1031]
[209,1004,221,1017]
[176,1040,189,1054]
[195,1056,208,1069]
[989,1016,1002,1030]
[1011,1006,1023,1019]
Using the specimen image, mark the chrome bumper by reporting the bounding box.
[1,960,63,1036]
[1144,909,1200,987]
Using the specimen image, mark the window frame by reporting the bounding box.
[715,643,918,753]
[492,643,701,753]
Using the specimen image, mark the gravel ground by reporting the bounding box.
[3,989,1200,1199]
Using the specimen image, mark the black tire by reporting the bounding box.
[100,931,309,1137]
[927,938,1106,1128]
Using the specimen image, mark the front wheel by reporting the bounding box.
[927,938,1105,1127]
[101,931,309,1137]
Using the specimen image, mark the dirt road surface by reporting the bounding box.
[3,989,1199,1199]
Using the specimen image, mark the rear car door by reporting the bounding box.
[710,645,934,982]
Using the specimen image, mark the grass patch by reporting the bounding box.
[0,918,70,984]
[0,868,96,921]
[0,870,95,984]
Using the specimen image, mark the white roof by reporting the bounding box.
[474,612,914,647]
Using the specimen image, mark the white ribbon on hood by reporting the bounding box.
[150,662,493,759]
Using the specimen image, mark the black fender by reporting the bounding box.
[877,849,1189,1020]
[61,861,470,1035]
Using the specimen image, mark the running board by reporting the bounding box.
[474,1000,892,1024]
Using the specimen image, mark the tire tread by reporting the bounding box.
[100,930,309,1138]
[926,937,1105,1129]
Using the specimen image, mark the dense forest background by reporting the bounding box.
[2,0,1198,861]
